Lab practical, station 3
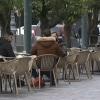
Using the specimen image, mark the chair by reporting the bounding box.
[56,57,70,84]
[70,47,81,52]
[77,51,92,79]
[66,53,79,80]
[90,51,100,74]
[0,57,35,95]
[0,59,18,94]
[15,57,36,94]
[67,47,81,55]
[32,54,58,88]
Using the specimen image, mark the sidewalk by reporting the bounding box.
[0,75,100,100]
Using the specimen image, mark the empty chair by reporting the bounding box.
[77,51,92,79]
[70,47,81,52]
[67,47,81,55]
[15,57,36,94]
[90,51,100,74]
[0,57,35,95]
[56,57,70,84]
[0,59,18,94]
[66,53,79,80]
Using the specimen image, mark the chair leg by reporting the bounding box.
[5,75,7,92]
[64,69,66,81]
[39,69,41,89]
[96,61,100,73]
[50,71,52,86]
[13,74,18,95]
[8,75,12,93]
[19,76,21,87]
[76,64,80,80]
[0,74,2,92]
[53,69,57,87]
[69,67,71,80]
[65,65,70,84]
[85,63,92,79]
[25,73,32,93]
[71,65,76,80]
[84,65,90,79]
[27,72,36,92]
[24,74,30,91]
[91,60,94,74]
[57,69,61,81]
[13,78,15,93]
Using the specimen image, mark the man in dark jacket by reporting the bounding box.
[30,29,64,87]
[0,32,15,59]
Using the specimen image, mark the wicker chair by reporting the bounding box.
[0,59,18,94]
[66,53,79,80]
[90,51,100,74]
[32,54,58,88]
[0,57,35,95]
[77,51,92,79]
[70,47,81,52]
[67,47,81,55]
[56,57,70,84]
[15,57,36,94]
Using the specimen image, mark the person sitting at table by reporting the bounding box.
[0,31,15,62]
[30,29,64,87]
[51,32,63,44]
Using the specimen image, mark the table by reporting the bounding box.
[15,52,31,56]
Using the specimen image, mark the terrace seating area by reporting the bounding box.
[0,47,100,96]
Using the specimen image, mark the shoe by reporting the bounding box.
[31,78,45,87]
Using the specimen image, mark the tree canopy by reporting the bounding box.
[0,0,23,33]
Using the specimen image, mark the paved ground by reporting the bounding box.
[0,74,100,100]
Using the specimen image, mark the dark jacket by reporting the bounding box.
[0,37,15,57]
[30,37,64,65]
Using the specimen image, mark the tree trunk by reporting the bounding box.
[88,9,99,44]
[40,18,49,36]
[0,9,11,37]
[88,9,99,35]
[64,22,71,48]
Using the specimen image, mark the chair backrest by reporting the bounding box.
[90,51,100,61]
[16,57,31,75]
[0,59,18,74]
[70,47,81,52]
[35,54,58,71]
[66,53,78,64]
[77,51,90,65]
[56,57,67,68]
[67,47,80,55]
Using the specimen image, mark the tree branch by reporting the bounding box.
[48,18,63,29]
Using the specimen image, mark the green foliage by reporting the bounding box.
[13,0,24,13]
[0,0,23,32]
[31,0,88,28]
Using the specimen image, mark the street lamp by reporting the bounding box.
[16,11,21,35]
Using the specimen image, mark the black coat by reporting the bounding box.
[0,37,15,57]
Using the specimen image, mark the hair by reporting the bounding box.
[3,31,13,38]
[42,29,51,37]
[52,32,58,38]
